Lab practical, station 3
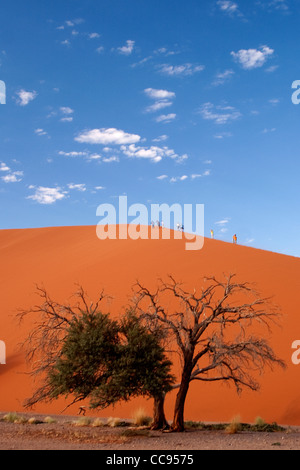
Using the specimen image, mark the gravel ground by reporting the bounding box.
[0,412,299,451]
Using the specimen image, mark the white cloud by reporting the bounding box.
[87,153,102,160]
[35,128,48,136]
[145,100,173,113]
[265,65,279,73]
[190,174,202,179]
[153,135,169,142]
[1,171,23,183]
[59,151,88,157]
[157,175,168,180]
[117,40,135,55]
[65,18,85,27]
[217,1,240,15]
[269,98,280,105]
[262,127,276,133]
[257,0,289,11]
[75,128,141,145]
[154,47,179,56]
[214,131,233,138]
[144,88,176,100]
[231,46,274,69]
[102,156,119,163]
[163,170,211,183]
[95,186,105,190]
[16,89,37,106]
[212,69,235,86]
[60,117,73,122]
[67,183,86,192]
[215,218,230,226]
[61,39,71,46]
[89,32,100,39]
[96,46,104,54]
[60,106,74,115]
[191,170,211,179]
[27,186,67,205]
[155,113,177,123]
[170,175,188,183]
[200,103,241,124]
[0,162,10,172]
[144,88,175,114]
[121,143,187,164]
[158,63,205,76]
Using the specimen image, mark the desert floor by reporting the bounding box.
[0,412,300,451]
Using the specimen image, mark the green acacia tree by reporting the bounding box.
[19,286,174,429]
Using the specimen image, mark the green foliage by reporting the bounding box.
[48,312,120,405]
[46,309,174,411]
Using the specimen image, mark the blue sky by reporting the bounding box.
[0,0,300,257]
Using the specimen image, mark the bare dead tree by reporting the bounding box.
[132,273,286,432]
[17,284,110,409]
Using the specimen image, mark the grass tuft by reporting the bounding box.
[72,417,92,427]
[92,418,105,427]
[131,408,152,427]
[225,416,242,434]
[44,416,57,424]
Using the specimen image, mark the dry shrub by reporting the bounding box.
[225,415,242,434]
[44,416,57,424]
[72,417,92,427]
[107,417,121,427]
[131,408,152,427]
[254,416,266,427]
[92,418,105,427]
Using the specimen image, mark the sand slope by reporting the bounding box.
[0,225,299,425]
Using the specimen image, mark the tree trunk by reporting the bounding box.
[171,360,193,432]
[151,394,169,430]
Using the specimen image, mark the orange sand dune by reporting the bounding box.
[0,225,300,425]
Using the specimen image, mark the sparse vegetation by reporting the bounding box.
[107,417,128,428]
[72,417,92,427]
[184,419,285,433]
[44,416,57,424]
[225,416,242,434]
[2,412,28,424]
[92,418,105,427]
[131,408,152,427]
[254,416,266,427]
[27,417,44,425]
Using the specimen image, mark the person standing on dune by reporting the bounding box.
[233,234,237,244]
[211,229,214,239]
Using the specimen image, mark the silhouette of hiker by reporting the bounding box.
[233,234,237,244]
